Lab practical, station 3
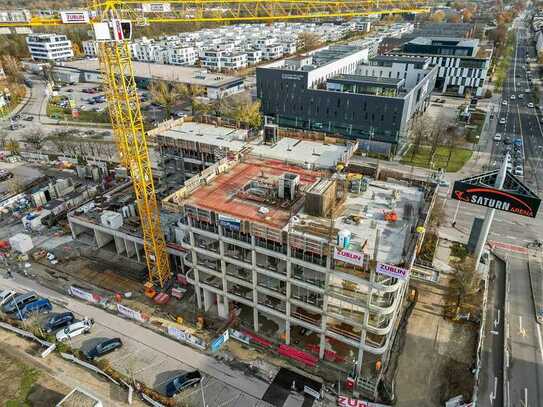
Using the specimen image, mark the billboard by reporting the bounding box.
[334,247,365,267]
[451,181,541,218]
[337,396,390,407]
[60,11,90,24]
[142,3,172,13]
[218,214,240,231]
[376,263,409,280]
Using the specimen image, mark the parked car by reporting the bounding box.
[499,118,506,125]
[16,298,52,320]
[56,318,94,342]
[502,100,507,106]
[493,133,502,142]
[506,162,513,171]
[166,371,202,397]
[44,312,75,333]
[514,166,524,176]
[0,289,16,306]
[85,337,123,359]
[3,292,38,314]
[528,102,534,108]
[510,95,516,100]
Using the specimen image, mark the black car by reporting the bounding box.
[44,312,74,333]
[85,338,123,359]
[166,371,202,397]
[503,137,512,145]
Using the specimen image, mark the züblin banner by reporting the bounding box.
[451,181,541,218]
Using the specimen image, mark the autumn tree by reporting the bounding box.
[409,115,430,160]
[220,95,262,129]
[450,256,478,310]
[175,83,205,115]
[6,138,20,155]
[430,10,446,22]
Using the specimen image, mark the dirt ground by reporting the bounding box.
[394,280,477,407]
[0,329,146,407]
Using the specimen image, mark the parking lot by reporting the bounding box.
[0,275,279,407]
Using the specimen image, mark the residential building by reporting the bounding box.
[80,21,362,71]
[256,45,437,155]
[26,33,74,62]
[82,40,98,58]
[357,55,433,90]
[167,47,197,66]
[396,37,492,97]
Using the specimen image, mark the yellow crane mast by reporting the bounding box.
[0,0,433,288]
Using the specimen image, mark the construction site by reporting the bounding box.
[46,118,435,398]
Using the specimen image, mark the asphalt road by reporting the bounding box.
[0,271,283,407]
[478,257,505,407]
[479,15,543,407]
[506,255,543,407]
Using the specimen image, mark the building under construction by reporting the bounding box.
[67,122,435,393]
[162,141,434,392]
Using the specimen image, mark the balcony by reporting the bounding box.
[327,305,365,326]
[291,306,322,328]
[328,284,369,308]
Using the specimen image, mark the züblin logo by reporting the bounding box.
[455,187,534,217]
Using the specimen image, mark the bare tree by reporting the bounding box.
[22,128,47,151]
[444,125,464,168]
[409,115,430,158]
[427,119,447,168]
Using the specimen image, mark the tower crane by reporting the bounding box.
[0,1,432,288]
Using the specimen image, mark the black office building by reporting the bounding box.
[256,46,437,154]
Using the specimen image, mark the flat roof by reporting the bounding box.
[372,55,429,64]
[158,122,248,152]
[408,36,479,48]
[249,138,352,170]
[60,59,243,88]
[182,157,321,230]
[330,74,403,87]
[297,179,424,265]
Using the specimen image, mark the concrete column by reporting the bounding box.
[285,259,291,345]
[319,253,333,360]
[203,288,213,311]
[125,239,136,258]
[251,235,259,332]
[68,220,76,240]
[134,242,141,263]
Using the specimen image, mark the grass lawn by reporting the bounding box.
[47,100,109,123]
[401,145,473,172]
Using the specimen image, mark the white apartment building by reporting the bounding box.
[167,47,197,66]
[82,40,98,58]
[26,34,74,62]
[247,50,263,65]
[357,55,432,90]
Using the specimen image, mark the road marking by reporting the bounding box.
[536,324,543,361]
[489,376,497,405]
[495,309,501,328]
[519,315,527,337]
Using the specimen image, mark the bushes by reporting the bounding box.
[419,232,438,263]
[450,242,469,260]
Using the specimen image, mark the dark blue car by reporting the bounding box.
[166,371,202,397]
[85,338,123,359]
[17,298,52,320]
[44,312,75,333]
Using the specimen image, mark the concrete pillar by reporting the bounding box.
[125,239,136,258]
[319,254,333,360]
[114,236,125,255]
[252,235,259,332]
[95,230,113,248]
[203,288,213,311]
[135,243,141,263]
[68,220,76,239]
[285,259,291,345]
